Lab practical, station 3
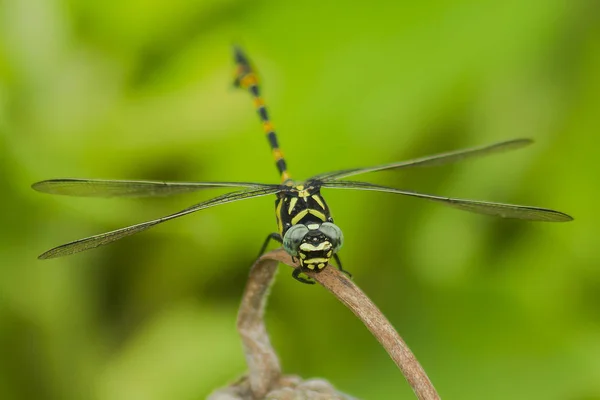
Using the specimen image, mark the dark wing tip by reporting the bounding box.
[31,180,45,192]
[502,138,534,149]
[38,241,76,259]
[38,251,54,260]
[515,138,534,145]
[530,208,573,222]
[32,179,72,193]
[551,211,574,222]
[38,244,78,259]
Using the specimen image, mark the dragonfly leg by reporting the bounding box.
[292,268,315,285]
[333,253,352,279]
[257,232,283,258]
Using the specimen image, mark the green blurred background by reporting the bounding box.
[1,0,599,399]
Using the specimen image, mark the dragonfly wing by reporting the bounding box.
[321,181,572,222]
[32,178,275,197]
[38,186,281,259]
[315,138,533,181]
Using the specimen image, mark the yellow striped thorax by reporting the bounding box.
[277,182,344,270]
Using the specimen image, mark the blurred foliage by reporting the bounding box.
[1,0,599,399]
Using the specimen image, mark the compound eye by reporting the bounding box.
[282,224,309,256]
[319,222,344,252]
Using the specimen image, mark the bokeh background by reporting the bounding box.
[1,0,599,399]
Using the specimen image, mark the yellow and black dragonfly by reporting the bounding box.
[33,47,572,284]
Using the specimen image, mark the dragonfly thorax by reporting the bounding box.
[276,183,343,271]
[275,183,332,235]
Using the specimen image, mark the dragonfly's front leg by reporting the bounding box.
[292,268,315,285]
[333,253,352,279]
[257,232,282,258]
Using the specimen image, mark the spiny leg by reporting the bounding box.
[292,268,316,285]
[258,232,282,258]
[257,234,314,284]
[333,253,352,279]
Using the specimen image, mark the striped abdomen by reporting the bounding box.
[233,46,290,183]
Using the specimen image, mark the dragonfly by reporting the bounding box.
[33,47,573,284]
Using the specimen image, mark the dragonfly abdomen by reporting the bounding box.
[233,46,291,183]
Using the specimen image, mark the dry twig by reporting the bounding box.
[213,248,440,399]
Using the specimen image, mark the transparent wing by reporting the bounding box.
[38,186,281,259]
[321,181,572,222]
[32,178,275,197]
[314,138,533,181]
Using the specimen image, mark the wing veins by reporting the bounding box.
[32,178,275,197]
[315,138,533,181]
[38,186,281,259]
[321,181,572,222]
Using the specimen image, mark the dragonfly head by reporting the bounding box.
[283,222,343,271]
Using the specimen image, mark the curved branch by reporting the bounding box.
[236,248,440,400]
[236,253,282,398]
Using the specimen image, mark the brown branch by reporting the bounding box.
[235,248,440,400]
[236,252,282,398]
